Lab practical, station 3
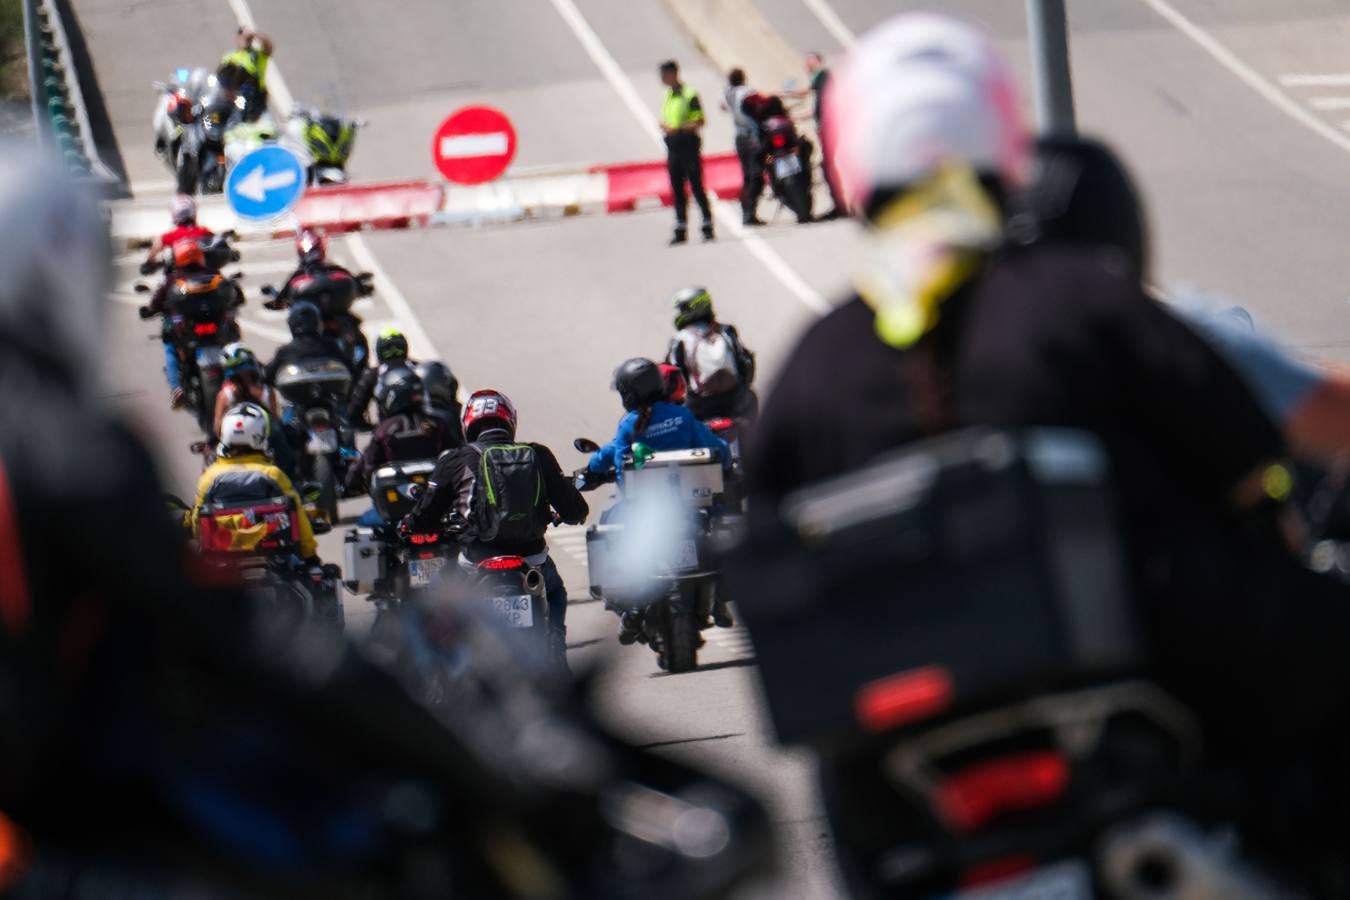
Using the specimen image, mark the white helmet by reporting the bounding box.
[0,144,109,395]
[822,13,1029,217]
[171,193,197,225]
[218,402,270,455]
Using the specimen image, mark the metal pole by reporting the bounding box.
[1025,0,1077,136]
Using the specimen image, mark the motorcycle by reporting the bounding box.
[574,439,734,673]
[137,244,245,435]
[759,114,813,224]
[286,104,363,185]
[261,268,375,372]
[167,491,342,630]
[273,357,357,524]
[152,68,241,195]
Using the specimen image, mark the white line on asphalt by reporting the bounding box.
[1280,73,1350,88]
[801,0,856,47]
[1139,0,1350,157]
[343,234,438,360]
[238,317,291,344]
[129,179,179,196]
[225,0,443,362]
[546,0,831,315]
[1309,97,1350,111]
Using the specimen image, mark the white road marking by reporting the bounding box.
[1138,0,1350,157]
[439,133,510,158]
[545,0,831,316]
[225,0,443,363]
[1280,73,1350,88]
[801,0,856,47]
[1309,97,1350,111]
[237,317,291,344]
[129,179,180,196]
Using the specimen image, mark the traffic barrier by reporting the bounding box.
[594,152,742,213]
[289,180,445,235]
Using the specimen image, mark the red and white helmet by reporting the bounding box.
[170,193,197,225]
[462,389,518,441]
[218,402,270,455]
[822,13,1029,217]
[296,227,327,266]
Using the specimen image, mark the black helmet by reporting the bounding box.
[287,300,321,338]
[1023,136,1148,277]
[612,358,665,412]
[377,366,423,419]
[671,286,714,329]
[417,360,458,408]
[375,327,409,363]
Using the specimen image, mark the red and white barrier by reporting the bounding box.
[110,153,747,248]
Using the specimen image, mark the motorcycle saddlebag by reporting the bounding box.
[343,526,385,594]
[586,520,705,604]
[722,427,1141,752]
[623,448,724,509]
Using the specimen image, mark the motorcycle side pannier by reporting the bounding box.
[722,427,1140,752]
[343,526,385,595]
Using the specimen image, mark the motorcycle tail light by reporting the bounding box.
[193,321,219,336]
[855,665,951,733]
[959,856,1040,889]
[409,533,439,545]
[479,555,525,571]
[772,133,788,148]
[937,752,1070,833]
[416,551,438,560]
[707,417,735,432]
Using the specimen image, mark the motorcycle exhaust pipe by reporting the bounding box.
[523,568,544,595]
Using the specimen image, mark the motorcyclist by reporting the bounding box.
[348,327,415,427]
[140,194,211,275]
[190,401,320,563]
[263,227,366,311]
[345,367,460,522]
[263,300,354,386]
[664,287,758,421]
[742,13,1350,894]
[139,238,216,409]
[402,389,588,665]
[216,26,272,120]
[416,359,464,442]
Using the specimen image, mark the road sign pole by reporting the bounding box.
[1025,0,1077,136]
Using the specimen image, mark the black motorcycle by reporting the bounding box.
[574,439,732,674]
[262,267,375,372]
[138,246,245,435]
[273,358,356,523]
[760,114,813,224]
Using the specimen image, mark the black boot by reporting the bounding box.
[618,611,643,645]
[701,222,716,242]
[669,227,688,246]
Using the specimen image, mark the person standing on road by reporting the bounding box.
[785,51,845,220]
[660,60,715,245]
[723,68,765,227]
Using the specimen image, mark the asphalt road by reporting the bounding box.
[79,0,1350,896]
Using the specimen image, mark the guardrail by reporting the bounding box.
[21,0,118,186]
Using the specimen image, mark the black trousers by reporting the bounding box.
[666,136,711,229]
[734,135,764,221]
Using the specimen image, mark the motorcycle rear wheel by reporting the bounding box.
[660,588,699,674]
[313,454,340,525]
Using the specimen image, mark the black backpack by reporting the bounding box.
[470,442,546,545]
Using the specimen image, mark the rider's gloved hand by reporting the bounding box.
[138,305,155,320]
[573,467,605,491]
[139,261,155,276]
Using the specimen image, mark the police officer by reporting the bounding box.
[217,26,273,120]
[659,60,714,245]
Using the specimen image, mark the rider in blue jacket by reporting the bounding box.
[587,357,728,478]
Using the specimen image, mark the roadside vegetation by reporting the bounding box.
[0,0,27,99]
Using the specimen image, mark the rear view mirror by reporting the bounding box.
[134,283,151,294]
[574,437,601,454]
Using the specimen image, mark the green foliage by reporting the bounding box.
[0,0,28,99]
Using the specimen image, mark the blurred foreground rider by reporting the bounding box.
[745,13,1350,895]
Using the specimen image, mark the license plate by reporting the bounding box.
[773,154,802,178]
[307,429,339,454]
[491,594,534,628]
[668,538,700,572]
[948,861,1091,900]
[196,346,224,368]
[408,556,445,588]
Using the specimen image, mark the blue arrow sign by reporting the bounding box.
[226,145,306,221]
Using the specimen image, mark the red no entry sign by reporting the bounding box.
[432,106,517,184]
